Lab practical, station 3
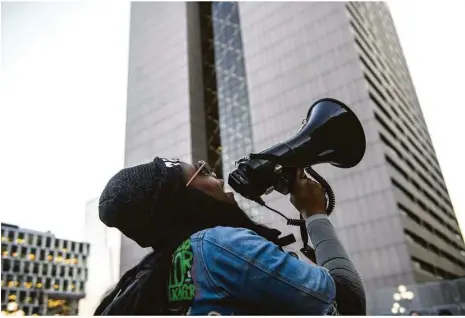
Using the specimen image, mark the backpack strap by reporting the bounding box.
[94,263,140,315]
[276,233,296,247]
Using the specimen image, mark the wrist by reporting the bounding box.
[305,213,330,228]
[300,209,327,220]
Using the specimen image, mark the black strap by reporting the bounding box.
[276,234,296,247]
[299,215,316,262]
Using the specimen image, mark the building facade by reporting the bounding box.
[370,277,465,315]
[122,1,465,312]
[78,199,121,316]
[1,223,90,316]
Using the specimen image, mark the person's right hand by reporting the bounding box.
[289,168,327,220]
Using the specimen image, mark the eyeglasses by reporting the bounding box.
[186,160,216,186]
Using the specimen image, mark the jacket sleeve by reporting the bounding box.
[199,226,336,315]
[306,214,367,315]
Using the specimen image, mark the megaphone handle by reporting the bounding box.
[304,167,335,215]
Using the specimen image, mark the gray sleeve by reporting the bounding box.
[306,214,366,315]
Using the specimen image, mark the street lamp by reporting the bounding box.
[2,302,25,316]
[391,285,415,315]
[6,303,18,313]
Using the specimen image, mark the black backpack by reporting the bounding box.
[94,243,178,316]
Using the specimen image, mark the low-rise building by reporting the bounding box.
[1,223,90,316]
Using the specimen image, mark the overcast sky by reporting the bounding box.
[1,1,464,241]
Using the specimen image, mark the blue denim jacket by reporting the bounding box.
[185,226,336,315]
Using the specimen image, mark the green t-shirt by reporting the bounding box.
[167,238,195,314]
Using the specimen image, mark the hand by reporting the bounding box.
[290,168,327,219]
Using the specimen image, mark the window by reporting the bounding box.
[13,260,20,273]
[405,230,427,248]
[27,234,34,245]
[398,204,420,224]
[375,112,396,138]
[366,74,387,103]
[51,265,57,277]
[386,155,408,180]
[392,178,414,201]
[36,278,43,289]
[1,243,7,256]
[45,278,51,290]
[357,41,378,73]
[23,261,30,274]
[2,259,10,272]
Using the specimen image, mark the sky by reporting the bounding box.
[0,1,464,241]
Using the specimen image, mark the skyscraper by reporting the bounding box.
[122,0,465,302]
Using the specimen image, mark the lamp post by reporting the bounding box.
[1,302,25,316]
[391,285,415,315]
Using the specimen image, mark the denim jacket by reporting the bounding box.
[168,226,336,315]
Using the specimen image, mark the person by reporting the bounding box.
[97,157,366,315]
[410,310,422,316]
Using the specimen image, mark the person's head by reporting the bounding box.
[410,311,421,316]
[98,157,281,250]
[181,160,236,205]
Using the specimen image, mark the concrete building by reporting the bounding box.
[78,198,121,316]
[1,223,89,316]
[370,277,465,315]
[121,1,465,311]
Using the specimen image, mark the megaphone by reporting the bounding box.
[228,98,366,212]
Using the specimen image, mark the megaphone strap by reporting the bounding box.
[276,234,296,247]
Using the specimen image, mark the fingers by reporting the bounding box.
[294,168,324,193]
